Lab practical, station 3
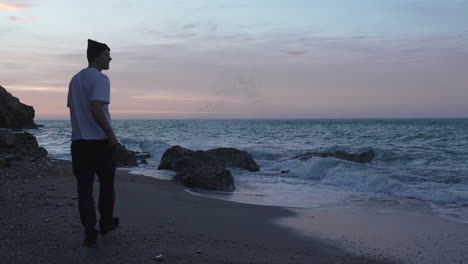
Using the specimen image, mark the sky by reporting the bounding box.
[1,0,468,119]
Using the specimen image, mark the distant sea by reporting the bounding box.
[29,119,468,224]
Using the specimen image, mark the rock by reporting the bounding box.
[0,130,17,147]
[160,147,225,172]
[0,130,48,166]
[0,85,38,129]
[135,152,151,160]
[158,146,259,191]
[153,254,165,261]
[173,167,235,192]
[205,148,259,172]
[114,144,138,167]
[158,145,259,172]
[293,150,375,163]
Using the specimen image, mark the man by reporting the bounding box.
[67,39,119,247]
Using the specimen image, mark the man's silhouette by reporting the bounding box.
[67,39,119,246]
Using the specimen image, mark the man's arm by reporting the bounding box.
[90,100,118,146]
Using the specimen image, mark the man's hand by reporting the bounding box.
[108,135,119,148]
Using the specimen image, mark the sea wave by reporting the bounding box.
[256,155,468,206]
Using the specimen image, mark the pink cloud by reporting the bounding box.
[288,50,307,56]
[240,37,256,42]
[0,1,33,10]
[8,15,36,22]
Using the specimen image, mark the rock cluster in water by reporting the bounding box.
[158,145,259,191]
[0,85,38,129]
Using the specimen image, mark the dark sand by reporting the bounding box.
[277,206,468,264]
[0,160,398,264]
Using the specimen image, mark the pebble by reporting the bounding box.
[153,254,165,261]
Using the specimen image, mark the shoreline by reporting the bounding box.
[0,158,397,264]
[276,206,468,264]
[133,170,468,264]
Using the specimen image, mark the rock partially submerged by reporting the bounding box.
[0,85,38,129]
[114,144,138,167]
[293,150,375,163]
[174,167,235,192]
[114,144,150,167]
[159,146,259,172]
[0,130,48,167]
[205,148,260,172]
[158,145,259,191]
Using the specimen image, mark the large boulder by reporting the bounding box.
[293,150,375,163]
[113,144,151,167]
[114,144,138,167]
[173,167,235,192]
[158,145,259,172]
[158,145,259,191]
[205,148,260,172]
[0,130,48,167]
[0,85,38,129]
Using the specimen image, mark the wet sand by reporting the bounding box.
[275,204,468,264]
[0,159,397,264]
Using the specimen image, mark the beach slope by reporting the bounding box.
[0,160,396,264]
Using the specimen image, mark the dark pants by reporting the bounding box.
[71,140,116,230]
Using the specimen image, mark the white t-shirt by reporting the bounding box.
[67,68,112,140]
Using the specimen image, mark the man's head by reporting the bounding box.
[87,39,111,71]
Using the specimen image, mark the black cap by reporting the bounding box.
[87,39,110,63]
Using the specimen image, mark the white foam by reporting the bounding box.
[254,155,468,210]
[243,145,293,160]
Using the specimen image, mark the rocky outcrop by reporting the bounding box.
[158,145,259,191]
[159,146,259,172]
[0,85,38,129]
[293,150,375,163]
[0,130,48,167]
[114,145,150,167]
[114,144,138,167]
[174,167,235,192]
[205,148,260,172]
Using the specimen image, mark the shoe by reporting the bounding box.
[100,217,119,235]
[83,228,98,247]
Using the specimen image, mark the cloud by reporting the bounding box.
[298,35,385,42]
[8,15,35,22]
[111,109,219,115]
[6,85,67,92]
[130,92,243,104]
[0,3,16,10]
[0,1,33,10]
[182,23,197,29]
[287,50,307,56]
[239,37,256,42]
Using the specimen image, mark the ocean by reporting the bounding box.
[28,119,468,224]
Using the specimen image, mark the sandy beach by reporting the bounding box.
[0,159,400,264]
[276,205,468,264]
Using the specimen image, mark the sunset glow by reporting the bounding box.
[1,0,467,119]
[0,3,17,11]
